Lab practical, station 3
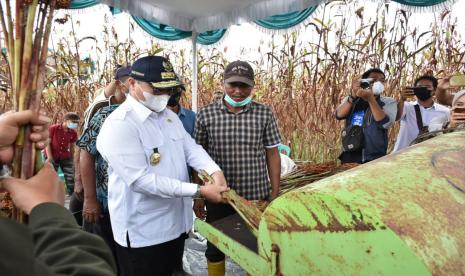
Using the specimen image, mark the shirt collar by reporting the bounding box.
[415,101,437,110]
[179,106,187,117]
[126,94,153,121]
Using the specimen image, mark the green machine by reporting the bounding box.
[195,131,465,275]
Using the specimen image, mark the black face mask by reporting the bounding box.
[414,88,432,101]
[167,92,182,107]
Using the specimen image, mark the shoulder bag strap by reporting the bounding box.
[414,104,424,131]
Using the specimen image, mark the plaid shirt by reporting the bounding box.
[194,100,281,200]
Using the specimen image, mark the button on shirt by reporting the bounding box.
[393,101,450,152]
[194,100,282,200]
[48,124,77,160]
[96,96,220,248]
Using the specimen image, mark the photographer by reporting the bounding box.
[335,68,397,164]
[393,76,450,152]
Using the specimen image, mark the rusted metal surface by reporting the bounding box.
[265,195,377,233]
[259,131,465,275]
[432,149,465,193]
[196,132,465,275]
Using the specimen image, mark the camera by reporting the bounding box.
[453,107,465,114]
[360,78,373,89]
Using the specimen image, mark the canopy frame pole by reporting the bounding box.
[192,32,198,112]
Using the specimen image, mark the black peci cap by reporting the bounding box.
[130,56,182,89]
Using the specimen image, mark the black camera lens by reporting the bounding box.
[360,80,371,89]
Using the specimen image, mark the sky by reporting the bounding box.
[51,0,465,66]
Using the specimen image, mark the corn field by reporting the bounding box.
[1,2,464,162]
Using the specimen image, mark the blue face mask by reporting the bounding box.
[224,94,252,107]
[68,122,78,129]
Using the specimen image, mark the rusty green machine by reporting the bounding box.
[194,131,465,275]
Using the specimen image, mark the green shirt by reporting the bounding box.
[0,203,116,276]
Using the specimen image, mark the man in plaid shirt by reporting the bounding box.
[193,60,282,275]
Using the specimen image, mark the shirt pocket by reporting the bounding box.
[141,135,164,163]
[238,121,263,146]
[137,195,173,214]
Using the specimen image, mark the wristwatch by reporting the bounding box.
[193,184,202,199]
[348,95,357,103]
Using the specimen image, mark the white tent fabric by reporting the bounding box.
[99,0,323,32]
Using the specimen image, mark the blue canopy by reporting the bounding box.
[70,0,453,45]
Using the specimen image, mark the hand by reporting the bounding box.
[200,184,229,203]
[0,163,64,214]
[193,198,206,219]
[0,110,51,164]
[83,197,102,224]
[268,191,279,202]
[74,181,84,201]
[400,87,415,101]
[350,78,361,98]
[437,77,450,92]
[450,110,465,128]
[356,88,375,100]
[46,158,54,164]
[210,171,227,187]
[352,78,374,100]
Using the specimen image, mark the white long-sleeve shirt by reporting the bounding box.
[393,101,450,152]
[96,95,220,248]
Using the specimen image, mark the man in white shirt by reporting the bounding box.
[393,75,450,152]
[96,56,228,276]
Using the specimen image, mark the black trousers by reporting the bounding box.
[83,211,120,275]
[68,192,83,226]
[205,202,236,262]
[115,233,186,276]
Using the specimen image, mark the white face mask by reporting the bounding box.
[141,91,170,112]
[372,81,385,95]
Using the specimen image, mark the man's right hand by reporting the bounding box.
[350,78,362,98]
[83,197,102,224]
[200,184,229,203]
[400,87,415,101]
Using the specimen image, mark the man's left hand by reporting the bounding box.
[210,171,227,187]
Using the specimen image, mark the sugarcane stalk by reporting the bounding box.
[37,0,56,93]
[0,0,58,222]
[14,0,24,108]
[5,0,15,104]
[0,2,10,52]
